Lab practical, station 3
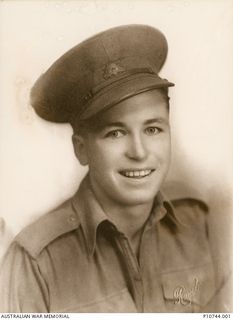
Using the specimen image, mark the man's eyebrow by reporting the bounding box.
[101,118,169,129]
[144,118,169,125]
[101,121,125,128]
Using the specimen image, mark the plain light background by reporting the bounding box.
[0,0,233,260]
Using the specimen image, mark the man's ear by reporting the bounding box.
[72,134,88,166]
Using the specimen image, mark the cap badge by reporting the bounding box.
[103,62,125,79]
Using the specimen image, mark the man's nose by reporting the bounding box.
[126,133,148,161]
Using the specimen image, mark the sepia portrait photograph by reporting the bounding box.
[0,0,233,314]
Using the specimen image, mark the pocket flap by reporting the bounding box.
[161,263,216,308]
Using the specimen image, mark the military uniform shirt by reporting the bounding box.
[0,175,231,312]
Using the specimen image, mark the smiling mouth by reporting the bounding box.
[119,169,155,179]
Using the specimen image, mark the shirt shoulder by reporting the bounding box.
[162,180,209,227]
[15,198,81,259]
[160,181,213,276]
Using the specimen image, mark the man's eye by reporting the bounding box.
[145,127,161,135]
[106,130,124,138]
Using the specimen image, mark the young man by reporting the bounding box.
[0,25,231,313]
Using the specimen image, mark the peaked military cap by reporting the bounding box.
[30,24,174,124]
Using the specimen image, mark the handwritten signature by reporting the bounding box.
[173,278,199,305]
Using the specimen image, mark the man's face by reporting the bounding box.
[74,90,171,207]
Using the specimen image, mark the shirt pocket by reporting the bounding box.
[56,287,137,313]
[161,262,216,312]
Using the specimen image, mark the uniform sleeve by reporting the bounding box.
[0,241,49,312]
[203,211,233,313]
[170,197,233,312]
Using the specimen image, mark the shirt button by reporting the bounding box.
[134,276,142,282]
[69,215,76,223]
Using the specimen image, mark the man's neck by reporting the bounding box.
[106,201,154,238]
[89,179,154,246]
[98,194,154,258]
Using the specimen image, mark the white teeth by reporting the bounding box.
[123,170,152,178]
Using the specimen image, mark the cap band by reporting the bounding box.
[83,67,155,103]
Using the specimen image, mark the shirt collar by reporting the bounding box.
[72,174,109,256]
[159,191,182,226]
[72,175,181,256]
